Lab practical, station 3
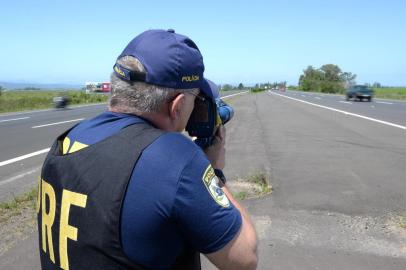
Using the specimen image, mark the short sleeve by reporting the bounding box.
[172,151,242,254]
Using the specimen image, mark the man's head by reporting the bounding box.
[109,29,218,132]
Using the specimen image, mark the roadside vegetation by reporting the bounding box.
[230,172,272,200]
[282,64,406,100]
[0,188,38,256]
[298,64,356,94]
[221,83,246,91]
[400,215,406,229]
[373,87,406,100]
[250,88,267,93]
[0,188,37,223]
[0,90,108,113]
[287,86,406,101]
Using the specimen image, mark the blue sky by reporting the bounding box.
[1,0,405,86]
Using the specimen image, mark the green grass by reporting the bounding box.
[234,191,248,201]
[247,172,272,196]
[0,189,38,255]
[231,172,272,201]
[250,88,267,93]
[400,215,406,229]
[0,90,108,113]
[0,188,37,223]
[373,87,406,100]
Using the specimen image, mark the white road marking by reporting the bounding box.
[32,118,84,128]
[301,95,306,97]
[315,97,322,100]
[0,167,41,186]
[0,148,50,167]
[339,101,352,104]
[269,91,406,131]
[0,102,106,118]
[0,117,30,123]
[376,101,393,105]
[222,91,249,99]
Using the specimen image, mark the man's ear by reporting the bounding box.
[168,93,185,120]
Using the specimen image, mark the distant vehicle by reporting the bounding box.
[53,96,69,109]
[85,82,111,93]
[346,85,374,102]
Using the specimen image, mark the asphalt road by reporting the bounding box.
[1,90,405,269]
[203,91,406,269]
[273,89,406,128]
[0,103,108,201]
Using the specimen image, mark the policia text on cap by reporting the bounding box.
[37,29,258,270]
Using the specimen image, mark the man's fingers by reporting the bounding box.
[216,125,226,141]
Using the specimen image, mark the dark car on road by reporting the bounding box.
[346,85,374,102]
[53,96,70,109]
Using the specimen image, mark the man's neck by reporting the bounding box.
[108,108,176,132]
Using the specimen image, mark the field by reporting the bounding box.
[373,87,406,100]
[0,90,108,113]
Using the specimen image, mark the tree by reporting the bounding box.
[320,64,342,82]
[0,85,3,96]
[372,82,382,88]
[238,83,244,90]
[299,66,324,92]
[221,84,233,91]
[298,64,355,94]
[342,72,357,88]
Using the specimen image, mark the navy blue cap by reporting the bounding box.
[114,29,218,99]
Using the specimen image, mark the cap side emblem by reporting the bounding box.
[114,65,126,77]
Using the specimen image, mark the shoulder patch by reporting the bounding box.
[202,165,230,207]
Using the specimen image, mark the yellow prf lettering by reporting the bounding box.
[41,179,56,263]
[59,189,87,270]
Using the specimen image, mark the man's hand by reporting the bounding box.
[204,125,226,170]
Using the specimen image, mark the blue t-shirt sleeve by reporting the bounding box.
[172,150,242,254]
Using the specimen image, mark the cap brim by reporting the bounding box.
[200,79,219,99]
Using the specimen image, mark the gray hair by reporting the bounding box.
[109,56,196,114]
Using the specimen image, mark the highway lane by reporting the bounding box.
[263,91,406,215]
[275,89,406,127]
[204,91,406,269]
[0,91,247,201]
[0,104,107,161]
[0,103,107,201]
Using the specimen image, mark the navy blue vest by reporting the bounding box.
[37,123,201,269]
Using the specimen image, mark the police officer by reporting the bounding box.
[37,29,258,269]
